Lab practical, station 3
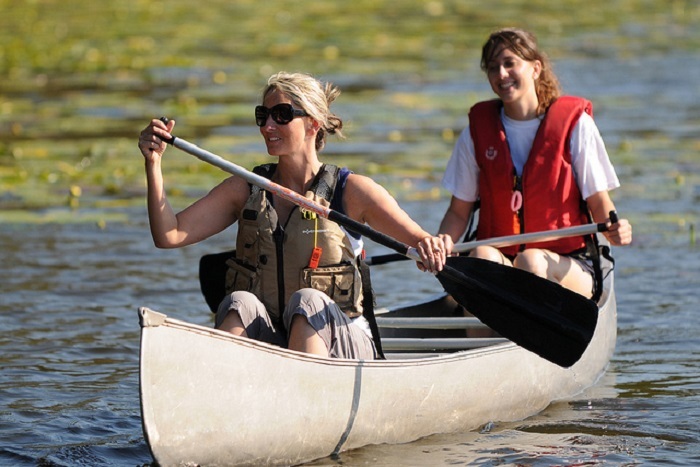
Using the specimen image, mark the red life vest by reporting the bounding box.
[470,96,592,256]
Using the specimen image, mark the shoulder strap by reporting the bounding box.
[251,163,339,201]
[358,259,385,359]
[462,199,481,243]
[252,163,276,178]
[309,164,339,201]
[250,163,276,195]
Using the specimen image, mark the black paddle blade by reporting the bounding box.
[437,256,598,367]
[199,250,236,313]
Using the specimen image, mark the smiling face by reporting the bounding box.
[486,45,541,115]
[259,89,315,157]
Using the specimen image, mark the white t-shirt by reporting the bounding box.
[442,109,620,202]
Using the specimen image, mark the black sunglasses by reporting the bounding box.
[255,103,308,127]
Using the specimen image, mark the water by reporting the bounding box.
[2,47,700,467]
[2,190,699,466]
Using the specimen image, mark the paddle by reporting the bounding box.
[366,223,608,265]
[157,118,598,367]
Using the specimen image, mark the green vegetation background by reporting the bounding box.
[0,0,697,223]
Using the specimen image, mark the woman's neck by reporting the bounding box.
[274,156,322,194]
[503,96,539,121]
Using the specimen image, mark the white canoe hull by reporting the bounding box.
[138,273,616,466]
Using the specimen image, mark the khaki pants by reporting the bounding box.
[215,288,376,360]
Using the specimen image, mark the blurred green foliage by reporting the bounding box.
[0,0,698,219]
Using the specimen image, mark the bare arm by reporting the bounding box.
[437,196,475,254]
[343,174,446,272]
[138,118,247,248]
[586,191,632,246]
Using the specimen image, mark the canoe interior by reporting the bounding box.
[374,293,505,358]
[198,248,504,358]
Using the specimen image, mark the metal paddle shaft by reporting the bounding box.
[159,119,597,367]
[452,223,607,252]
[366,222,608,265]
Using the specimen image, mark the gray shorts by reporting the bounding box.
[215,289,377,360]
[569,253,597,298]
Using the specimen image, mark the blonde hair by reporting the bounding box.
[480,28,561,115]
[262,72,344,151]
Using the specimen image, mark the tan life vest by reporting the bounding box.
[224,164,365,326]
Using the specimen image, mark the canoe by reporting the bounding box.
[138,250,616,466]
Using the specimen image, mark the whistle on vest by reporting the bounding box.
[301,208,322,268]
[510,175,523,232]
[510,190,523,232]
[308,247,323,269]
[301,209,317,220]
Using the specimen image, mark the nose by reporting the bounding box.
[260,115,276,129]
[488,64,508,81]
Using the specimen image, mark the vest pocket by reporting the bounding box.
[301,264,360,316]
[225,258,259,294]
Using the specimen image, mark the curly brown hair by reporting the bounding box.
[480,28,561,116]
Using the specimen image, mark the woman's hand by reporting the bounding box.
[586,193,632,247]
[438,233,455,256]
[138,118,175,162]
[415,235,447,274]
[605,217,633,246]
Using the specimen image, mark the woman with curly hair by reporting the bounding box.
[438,28,632,298]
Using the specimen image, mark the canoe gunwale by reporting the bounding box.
[138,306,522,368]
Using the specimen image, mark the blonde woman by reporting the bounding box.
[138,72,446,359]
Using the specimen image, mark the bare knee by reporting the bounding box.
[215,291,257,337]
[470,246,509,264]
[288,314,328,356]
[216,309,247,337]
[513,249,548,277]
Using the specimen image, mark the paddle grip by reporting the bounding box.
[609,210,619,225]
[159,117,176,144]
